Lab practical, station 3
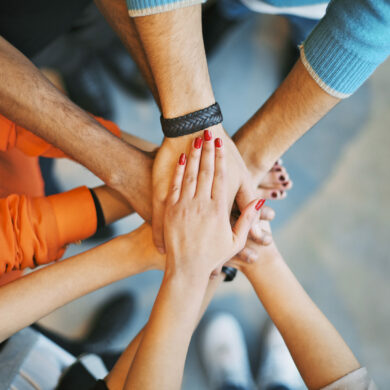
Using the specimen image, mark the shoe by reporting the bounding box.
[257,320,305,390]
[99,39,151,101]
[33,292,136,356]
[62,56,114,120]
[199,312,255,390]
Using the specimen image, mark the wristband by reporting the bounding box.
[160,103,223,138]
[222,266,237,282]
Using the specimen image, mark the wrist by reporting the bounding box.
[163,264,210,291]
[163,123,226,146]
[164,255,211,286]
[241,250,283,278]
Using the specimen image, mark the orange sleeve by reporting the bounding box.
[0,114,121,158]
[0,186,97,275]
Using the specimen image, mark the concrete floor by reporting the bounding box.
[37,15,390,389]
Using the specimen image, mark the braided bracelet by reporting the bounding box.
[160,102,223,138]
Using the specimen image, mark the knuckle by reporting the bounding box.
[184,175,196,185]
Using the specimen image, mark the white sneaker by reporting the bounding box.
[257,320,306,390]
[199,312,255,390]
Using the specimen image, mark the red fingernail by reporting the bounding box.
[279,175,285,181]
[283,182,289,187]
[204,130,212,141]
[179,153,186,165]
[274,167,282,172]
[271,191,278,198]
[215,138,222,148]
[255,199,266,211]
[194,137,203,149]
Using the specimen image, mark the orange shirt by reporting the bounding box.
[0,114,121,276]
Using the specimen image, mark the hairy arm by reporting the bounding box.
[0,36,152,220]
[0,224,162,342]
[240,239,360,389]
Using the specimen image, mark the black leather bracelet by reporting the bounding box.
[160,102,223,138]
[222,266,238,282]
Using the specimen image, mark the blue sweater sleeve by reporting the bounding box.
[300,0,390,98]
[127,0,205,17]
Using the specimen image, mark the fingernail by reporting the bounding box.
[271,191,278,198]
[194,137,203,149]
[283,182,289,187]
[204,129,212,141]
[280,190,284,195]
[274,167,282,172]
[255,199,265,211]
[215,138,222,148]
[279,175,285,181]
[179,153,186,165]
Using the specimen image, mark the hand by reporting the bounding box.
[163,132,265,279]
[226,220,281,271]
[152,125,266,253]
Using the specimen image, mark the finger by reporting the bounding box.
[281,180,293,190]
[237,247,258,264]
[180,137,203,199]
[210,265,223,279]
[233,199,265,250]
[260,170,289,188]
[167,153,186,205]
[195,129,215,198]
[259,205,275,221]
[152,196,166,254]
[250,222,273,246]
[211,137,226,202]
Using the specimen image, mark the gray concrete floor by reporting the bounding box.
[37,15,390,389]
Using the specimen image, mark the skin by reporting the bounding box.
[96,1,340,252]
[229,230,360,389]
[107,142,361,390]
[123,133,262,390]
[0,36,153,221]
[0,223,163,343]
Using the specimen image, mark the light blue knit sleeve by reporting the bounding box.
[300,0,390,98]
[127,0,205,17]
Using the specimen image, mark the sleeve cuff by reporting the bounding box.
[321,367,377,390]
[127,0,205,17]
[301,19,384,99]
[47,186,97,248]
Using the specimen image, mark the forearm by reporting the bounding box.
[0,224,159,342]
[133,6,214,118]
[124,274,209,390]
[243,251,359,389]
[0,36,152,220]
[233,59,339,181]
[106,273,223,389]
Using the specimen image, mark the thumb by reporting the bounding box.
[232,199,265,250]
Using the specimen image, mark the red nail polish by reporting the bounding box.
[255,199,265,211]
[204,130,212,141]
[274,167,282,172]
[279,175,285,181]
[194,137,203,149]
[179,153,186,165]
[283,182,289,187]
[271,191,278,198]
[215,138,223,148]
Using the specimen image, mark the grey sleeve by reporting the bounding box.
[320,367,377,390]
